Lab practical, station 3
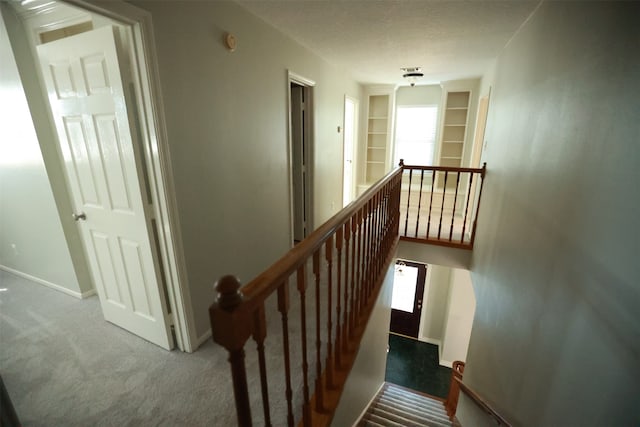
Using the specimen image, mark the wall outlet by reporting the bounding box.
[331,201,335,211]
[11,243,18,255]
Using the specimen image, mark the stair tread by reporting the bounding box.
[384,385,445,405]
[365,413,405,427]
[374,401,451,425]
[380,392,448,415]
[376,400,451,424]
[371,407,451,427]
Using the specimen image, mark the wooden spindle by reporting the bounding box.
[276,281,295,427]
[343,221,351,351]
[312,251,324,412]
[335,227,343,368]
[461,172,474,244]
[470,163,487,247]
[426,169,436,239]
[349,214,357,339]
[210,275,252,427]
[252,304,271,427]
[296,267,311,426]
[415,169,425,237]
[438,171,449,239]
[325,236,334,388]
[354,209,363,322]
[449,172,461,242]
[403,169,413,236]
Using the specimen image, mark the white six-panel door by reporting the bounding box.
[37,26,173,349]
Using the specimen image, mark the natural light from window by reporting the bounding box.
[394,105,438,166]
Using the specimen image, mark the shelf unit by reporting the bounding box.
[439,91,470,168]
[365,91,394,184]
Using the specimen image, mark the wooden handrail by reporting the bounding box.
[446,361,512,426]
[399,163,486,248]
[240,164,404,310]
[210,163,404,426]
[402,163,487,175]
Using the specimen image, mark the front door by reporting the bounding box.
[37,26,173,349]
[390,260,427,338]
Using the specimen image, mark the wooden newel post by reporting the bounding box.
[445,360,465,420]
[399,158,405,167]
[209,275,253,427]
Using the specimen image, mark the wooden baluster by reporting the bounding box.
[210,275,252,427]
[349,214,357,338]
[449,172,461,242]
[403,169,413,236]
[343,221,351,350]
[335,227,343,368]
[470,163,487,247]
[363,200,372,304]
[312,251,325,412]
[461,172,475,244]
[277,281,295,427]
[426,169,436,239]
[252,303,271,426]
[296,266,311,426]
[371,193,380,282]
[325,236,335,388]
[354,209,363,322]
[438,171,449,239]
[445,361,466,419]
[415,169,425,238]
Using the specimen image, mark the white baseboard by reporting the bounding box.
[196,329,212,348]
[0,264,94,299]
[420,337,442,347]
[353,381,385,425]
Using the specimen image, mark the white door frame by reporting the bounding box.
[7,0,196,352]
[287,70,315,245]
[342,95,358,207]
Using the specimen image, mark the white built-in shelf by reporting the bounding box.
[368,131,387,135]
[369,116,388,120]
[444,124,466,127]
[446,107,468,110]
[443,140,464,144]
[367,161,384,164]
[367,146,386,150]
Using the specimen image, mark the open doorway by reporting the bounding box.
[2,0,193,351]
[288,72,314,245]
[342,96,358,207]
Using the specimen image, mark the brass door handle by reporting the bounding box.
[72,212,87,221]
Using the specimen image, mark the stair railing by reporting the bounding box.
[446,361,513,426]
[399,162,486,249]
[209,164,403,426]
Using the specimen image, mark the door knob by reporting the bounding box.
[72,212,87,221]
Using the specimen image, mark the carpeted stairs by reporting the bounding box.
[358,383,460,427]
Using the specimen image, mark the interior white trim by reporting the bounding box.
[353,382,386,424]
[43,0,196,352]
[197,329,213,348]
[0,265,96,299]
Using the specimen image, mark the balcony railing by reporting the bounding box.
[399,162,486,249]
[209,162,486,426]
[210,165,402,426]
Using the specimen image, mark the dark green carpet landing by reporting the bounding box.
[384,334,452,399]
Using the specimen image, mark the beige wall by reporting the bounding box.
[130,1,363,338]
[0,7,82,296]
[462,1,640,425]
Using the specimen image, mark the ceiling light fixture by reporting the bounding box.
[401,67,424,87]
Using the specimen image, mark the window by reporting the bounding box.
[393,105,438,166]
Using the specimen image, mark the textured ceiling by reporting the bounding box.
[237,0,540,85]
